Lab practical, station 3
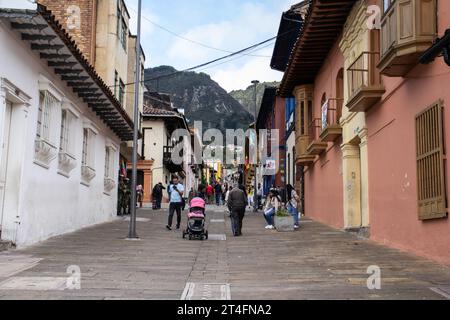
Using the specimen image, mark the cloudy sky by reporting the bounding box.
[125,0,298,92]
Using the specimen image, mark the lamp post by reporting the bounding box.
[128,0,142,240]
[251,80,259,212]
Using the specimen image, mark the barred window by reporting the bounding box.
[104,147,111,179]
[119,79,125,106]
[82,128,88,167]
[60,110,68,152]
[37,91,57,142]
[416,101,447,220]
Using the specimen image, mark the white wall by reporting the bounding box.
[0,21,122,246]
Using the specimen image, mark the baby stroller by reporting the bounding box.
[183,197,209,241]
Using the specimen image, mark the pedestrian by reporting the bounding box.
[214,182,223,206]
[117,177,127,216]
[286,184,300,229]
[247,187,254,209]
[197,184,206,200]
[225,186,233,215]
[152,183,164,210]
[166,176,185,231]
[227,183,247,237]
[257,183,263,210]
[263,189,281,230]
[206,184,214,204]
[221,183,227,204]
[188,188,195,204]
[136,184,144,208]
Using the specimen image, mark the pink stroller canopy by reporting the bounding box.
[190,197,206,209]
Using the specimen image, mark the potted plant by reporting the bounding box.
[274,208,295,232]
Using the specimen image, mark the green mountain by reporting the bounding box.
[144,66,253,132]
[229,81,281,116]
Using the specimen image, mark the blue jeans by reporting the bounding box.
[215,193,222,206]
[264,207,275,226]
[287,203,300,226]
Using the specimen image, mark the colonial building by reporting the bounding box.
[276,0,450,266]
[256,87,286,196]
[141,92,196,205]
[38,0,147,162]
[0,2,134,246]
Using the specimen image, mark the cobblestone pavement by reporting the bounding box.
[0,207,450,300]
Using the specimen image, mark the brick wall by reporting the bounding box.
[39,0,97,64]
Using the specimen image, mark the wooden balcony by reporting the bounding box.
[307,118,328,156]
[163,146,183,173]
[378,0,437,77]
[320,98,343,142]
[347,52,385,112]
[295,136,316,167]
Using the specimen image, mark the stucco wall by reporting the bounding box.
[0,22,121,246]
[362,0,450,267]
[304,40,344,229]
[367,61,450,266]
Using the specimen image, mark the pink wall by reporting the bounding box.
[366,0,450,266]
[305,39,344,229]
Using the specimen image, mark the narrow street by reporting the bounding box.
[0,208,449,300]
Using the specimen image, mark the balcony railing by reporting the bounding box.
[320,98,343,142]
[306,118,327,155]
[347,51,385,112]
[163,146,183,173]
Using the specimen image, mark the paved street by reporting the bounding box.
[0,207,450,300]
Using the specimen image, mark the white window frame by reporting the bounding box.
[34,76,64,169]
[58,100,81,177]
[81,122,98,186]
[104,141,117,195]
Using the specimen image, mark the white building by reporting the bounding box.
[0,3,134,246]
[140,92,201,203]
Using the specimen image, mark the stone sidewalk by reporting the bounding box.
[0,207,450,300]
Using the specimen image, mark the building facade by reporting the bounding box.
[275,0,450,266]
[0,2,134,246]
[38,0,146,161]
[141,92,194,205]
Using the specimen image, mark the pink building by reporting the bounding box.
[276,0,450,266]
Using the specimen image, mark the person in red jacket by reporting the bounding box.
[206,184,214,205]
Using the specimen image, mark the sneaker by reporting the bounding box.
[176,225,181,230]
[265,225,273,230]
[269,225,275,230]
[166,225,172,231]
[294,225,300,230]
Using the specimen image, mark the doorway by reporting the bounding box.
[0,101,12,238]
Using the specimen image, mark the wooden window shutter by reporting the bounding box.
[416,101,447,220]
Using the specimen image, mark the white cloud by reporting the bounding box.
[165,1,298,90]
[210,48,284,92]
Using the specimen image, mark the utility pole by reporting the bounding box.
[128,0,142,240]
[251,80,259,212]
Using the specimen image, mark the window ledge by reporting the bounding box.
[81,166,96,186]
[104,177,116,195]
[58,152,77,178]
[34,139,57,169]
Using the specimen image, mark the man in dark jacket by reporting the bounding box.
[152,183,165,210]
[227,183,247,237]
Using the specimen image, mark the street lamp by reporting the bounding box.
[251,80,259,212]
[128,0,143,240]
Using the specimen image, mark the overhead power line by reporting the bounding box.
[111,27,297,89]
[125,1,271,58]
